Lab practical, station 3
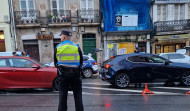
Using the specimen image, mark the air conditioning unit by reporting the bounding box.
[4,15,10,23]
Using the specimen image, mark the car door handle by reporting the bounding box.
[11,69,16,72]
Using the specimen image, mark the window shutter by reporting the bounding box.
[80,0,86,10]
[174,5,179,20]
[180,4,185,19]
[157,5,161,21]
[162,5,167,20]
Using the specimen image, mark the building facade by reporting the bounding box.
[0,0,13,52]
[100,0,153,60]
[12,0,101,63]
[152,0,190,54]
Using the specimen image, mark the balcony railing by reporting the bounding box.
[14,10,40,25]
[77,10,100,23]
[46,10,71,24]
[154,19,190,33]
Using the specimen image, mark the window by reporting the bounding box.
[128,56,149,63]
[0,59,7,67]
[20,0,35,17]
[174,4,185,20]
[80,0,94,10]
[51,0,65,13]
[148,56,166,63]
[157,5,167,21]
[51,0,65,18]
[9,58,34,68]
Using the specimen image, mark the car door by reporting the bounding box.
[128,55,152,82]
[148,55,180,81]
[0,58,12,89]
[8,58,46,87]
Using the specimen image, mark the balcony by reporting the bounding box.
[14,10,41,28]
[47,10,71,27]
[154,19,190,35]
[77,10,100,26]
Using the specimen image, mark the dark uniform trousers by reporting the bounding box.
[58,68,84,111]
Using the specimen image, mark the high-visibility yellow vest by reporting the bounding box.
[56,40,80,68]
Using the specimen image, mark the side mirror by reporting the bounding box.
[32,64,40,69]
[163,60,169,66]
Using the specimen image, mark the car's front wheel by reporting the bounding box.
[114,73,130,88]
[83,68,93,78]
[180,71,190,86]
[53,76,62,91]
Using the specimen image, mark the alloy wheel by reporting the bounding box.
[115,73,130,88]
[181,71,190,86]
[83,68,93,78]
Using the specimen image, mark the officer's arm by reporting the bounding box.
[78,47,83,67]
[54,48,58,67]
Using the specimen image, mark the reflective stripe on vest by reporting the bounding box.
[56,43,80,67]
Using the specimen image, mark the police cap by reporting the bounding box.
[60,30,72,36]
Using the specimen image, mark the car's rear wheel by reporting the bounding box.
[180,71,190,86]
[114,73,130,88]
[83,68,93,78]
[53,76,61,91]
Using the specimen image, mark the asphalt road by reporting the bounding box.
[1,74,190,111]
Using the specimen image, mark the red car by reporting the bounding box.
[0,56,60,90]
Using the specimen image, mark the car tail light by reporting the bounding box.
[93,62,97,65]
[105,64,112,69]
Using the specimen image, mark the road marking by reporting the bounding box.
[82,83,110,85]
[82,82,167,86]
[82,86,181,95]
[153,87,190,91]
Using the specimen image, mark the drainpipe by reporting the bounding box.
[9,0,17,51]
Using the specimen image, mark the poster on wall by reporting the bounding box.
[106,42,135,59]
[118,42,135,54]
[119,48,127,55]
[115,15,138,27]
[107,43,118,58]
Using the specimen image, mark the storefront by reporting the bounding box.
[0,31,5,52]
[154,34,189,54]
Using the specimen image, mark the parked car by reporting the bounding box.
[0,56,61,91]
[159,53,190,64]
[0,52,22,56]
[45,55,98,78]
[99,53,190,88]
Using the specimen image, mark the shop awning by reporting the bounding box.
[155,34,190,43]
[102,30,152,36]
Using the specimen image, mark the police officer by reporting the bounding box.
[54,30,84,111]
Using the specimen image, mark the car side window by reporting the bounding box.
[9,58,34,68]
[0,59,7,67]
[148,56,165,63]
[128,56,149,63]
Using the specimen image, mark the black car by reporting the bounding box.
[99,53,190,88]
